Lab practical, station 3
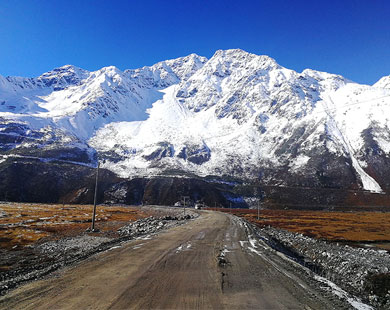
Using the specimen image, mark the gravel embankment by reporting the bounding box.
[253,224,390,309]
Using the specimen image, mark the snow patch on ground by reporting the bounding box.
[314,275,373,310]
[175,242,192,253]
[289,155,310,172]
[136,235,152,240]
[107,245,122,251]
[239,241,248,247]
[132,243,145,250]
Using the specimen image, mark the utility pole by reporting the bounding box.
[257,199,260,220]
[182,196,189,216]
[230,202,232,213]
[214,201,216,211]
[91,161,100,231]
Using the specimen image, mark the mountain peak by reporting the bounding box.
[176,53,207,62]
[210,49,280,72]
[124,53,208,89]
[38,65,90,90]
[213,48,248,56]
[41,64,89,77]
[98,65,123,76]
[57,64,85,71]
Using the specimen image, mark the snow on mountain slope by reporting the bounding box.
[374,76,390,89]
[0,54,208,141]
[0,65,90,113]
[125,53,208,88]
[321,92,383,193]
[1,49,390,193]
[91,50,390,192]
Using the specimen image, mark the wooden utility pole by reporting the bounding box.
[182,196,190,216]
[91,162,100,231]
[257,199,260,220]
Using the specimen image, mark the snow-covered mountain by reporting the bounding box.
[1,49,390,196]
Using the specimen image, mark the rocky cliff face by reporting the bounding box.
[1,49,390,205]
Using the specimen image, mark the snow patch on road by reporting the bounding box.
[220,245,231,257]
[132,243,145,250]
[239,241,248,247]
[175,242,192,253]
[136,235,152,240]
[107,245,122,251]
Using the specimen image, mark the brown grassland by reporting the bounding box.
[214,208,390,248]
[2,203,390,250]
[0,203,150,250]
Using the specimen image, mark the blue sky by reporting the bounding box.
[0,0,389,84]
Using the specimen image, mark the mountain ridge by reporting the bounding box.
[1,49,390,204]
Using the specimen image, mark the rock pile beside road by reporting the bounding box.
[255,225,390,309]
[118,214,194,237]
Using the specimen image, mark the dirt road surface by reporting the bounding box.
[0,211,351,309]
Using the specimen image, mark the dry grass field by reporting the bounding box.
[0,203,150,250]
[216,208,390,246]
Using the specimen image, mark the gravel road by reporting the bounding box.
[0,211,353,309]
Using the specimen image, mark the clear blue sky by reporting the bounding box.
[0,0,389,84]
